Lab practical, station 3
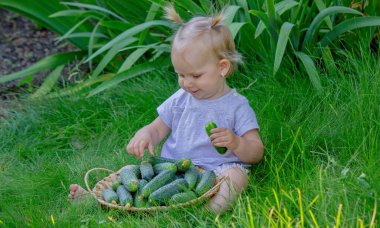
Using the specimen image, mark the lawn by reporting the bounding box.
[0,48,379,227]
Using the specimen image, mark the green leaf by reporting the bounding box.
[255,0,298,38]
[321,46,337,76]
[139,2,161,45]
[62,2,128,23]
[100,20,133,32]
[30,65,65,99]
[87,57,171,97]
[294,51,322,92]
[274,22,294,76]
[320,16,380,47]
[118,46,152,73]
[91,38,138,78]
[228,22,246,39]
[0,52,84,84]
[303,7,363,49]
[224,5,241,25]
[314,0,333,30]
[86,20,172,62]
[174,0,205,15]
[55,16,93,43]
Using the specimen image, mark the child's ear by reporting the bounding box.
[219,59,231,76]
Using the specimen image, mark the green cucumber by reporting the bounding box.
[153,162,177,175]
[116,185,133,207]
[102,188,118,204]
[146,156,177,165]
[205,121,228,154]
[169,191,198,205]
[184,166,199,189]
[141,170,176,198]
[111,177,121,191]
[140,161,154,181]
[195,171,216,196]
[176,158,192,172]
[149,178,188,205]
[120,168,140,192]
[134,179,148,208]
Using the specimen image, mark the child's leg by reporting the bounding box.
[206,167,248,214]
[68,165,135,202]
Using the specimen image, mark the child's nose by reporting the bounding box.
[183,77,193,88]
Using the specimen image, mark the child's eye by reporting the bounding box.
[178,74,184,78]
[193,74,201,78]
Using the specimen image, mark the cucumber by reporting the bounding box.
[102,188,119,204]
[134,179,148,208]
[153,162,177,175]
[149,178,188,205]
[111,177,121,191]
[176,158,192,172]
[141,170,176,198]
[169,191,198,205]
[205,121,228,154]
[195,171,216,196]
[184,166,199,189]
[140,161,154,181]
[147,156,177,165]
[120,168,140,192]
[116,185,133,207]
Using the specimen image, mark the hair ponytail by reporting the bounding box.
[164,4,184,25]
[210,14,224,28]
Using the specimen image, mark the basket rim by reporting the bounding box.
[85,166,224,212]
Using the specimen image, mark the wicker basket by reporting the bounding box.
[84,167,224,212]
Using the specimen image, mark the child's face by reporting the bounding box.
[171,41,230,100]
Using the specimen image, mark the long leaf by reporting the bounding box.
[86,20,172,62]
[91,38,138,78]
[274,22,294,76]
[228,22,247,39]
[45,73,115,99]
[138,2,160,45]
[314,0,333,30]
[0,52,84,84]
[320,16,380,47]
[62,2,128,23]
[294,51,322,92]
[303,6,363,49]
[224,5,241,25]
[30,65,65,99]
[255,0,298,38]
[87,57,171,97]
[118,46,152,73]
[174,0,205,15]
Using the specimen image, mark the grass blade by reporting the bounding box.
[61,2,127,23]
[118,46,152,73]
[273,22,294,75]
[0,52,84,83]
[303,6,362,49]
[294,51,322,92]
[30,65,65,99]
[174,0,205,15]
[91,38,138,78]
[86,20,172,62]
[228,22,246,39]
[87,57,171,97]
[224,5,241,25]
[314,0,333,30]
[320,16,380,47]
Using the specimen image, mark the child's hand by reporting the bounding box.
[126,131,154,158]
[209,128,240,151]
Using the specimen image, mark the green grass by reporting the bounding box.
[0,49,379,227]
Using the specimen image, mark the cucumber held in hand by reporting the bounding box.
[205,121,228,154]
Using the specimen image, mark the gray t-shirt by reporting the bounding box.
[157,88,259,171]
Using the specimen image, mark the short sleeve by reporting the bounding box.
[234,100,259,136]
[156,89,184,129]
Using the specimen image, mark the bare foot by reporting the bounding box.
[68,184,89,202]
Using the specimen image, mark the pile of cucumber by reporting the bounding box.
[102,156,216,207]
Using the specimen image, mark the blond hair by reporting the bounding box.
[165,5,242,75]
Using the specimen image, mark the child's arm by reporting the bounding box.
[126,117,170,158]
[209,128,264,164]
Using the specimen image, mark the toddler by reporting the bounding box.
[69,5,263,214]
